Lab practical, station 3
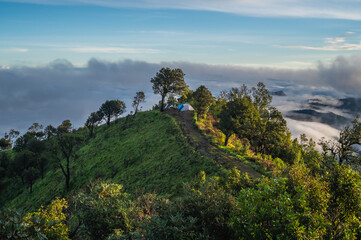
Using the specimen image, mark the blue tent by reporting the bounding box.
[177,104,184,110]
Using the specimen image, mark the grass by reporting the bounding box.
[195,114,285,176]
[1,111,224,211]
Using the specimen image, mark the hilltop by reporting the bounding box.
[1,111,233,210]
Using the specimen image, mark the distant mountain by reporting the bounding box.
[308,97,361,115]
[337,98,361,115]
[270,90,287,96]
[286,109,349,129]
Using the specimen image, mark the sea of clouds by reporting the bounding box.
[1,55,360,143]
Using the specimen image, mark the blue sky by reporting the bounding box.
[1,0,361,68]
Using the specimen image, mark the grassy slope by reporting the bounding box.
[2,111,224,211]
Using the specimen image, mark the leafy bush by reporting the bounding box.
[0,209,47,240]
[144,171,236,240]
[74,183,139,240]
[24,198,70,240]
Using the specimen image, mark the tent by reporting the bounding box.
[178,103,194,112]
[165,102,176,110]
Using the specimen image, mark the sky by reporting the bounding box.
[0,0,361,141]
[1,0,361,68]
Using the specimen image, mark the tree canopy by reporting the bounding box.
[193,85,213,118]
[151,67,187,111]
[132,91,145,116]
[99,100,126,126]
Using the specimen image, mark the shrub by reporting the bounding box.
[24,198,70,240]
[74,183,139,240]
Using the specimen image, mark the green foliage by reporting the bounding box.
[0,129,20,150]
[132,91,145,116]
[52,131,85,191]
[0,151,10,180]
[74,183,138,239]
[144,171,237,240]
[150,67,187,111]
[325,164,361,239]
[99,100,126,126]
[85,111,102,138]
[218,83,291,160]
[0,209,47,240]
[193,85,213,118]
[319,115,361,166]
[232,178,303,239]
[2,111,221,210]
[24,198,70,240]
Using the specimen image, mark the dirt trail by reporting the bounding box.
[167,110,262,179]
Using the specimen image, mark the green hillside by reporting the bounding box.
[1,111,224,211]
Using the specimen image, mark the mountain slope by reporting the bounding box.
[2,111,225,210]
[167,110,262,178]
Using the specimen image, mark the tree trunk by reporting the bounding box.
[160,95,165,112]
[66,157,70,191]
[225,134,230,146]
[66,175,70,191]
[107,115,111,126]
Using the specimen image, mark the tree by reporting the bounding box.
[0,138,11,150]
[52,132,84,191]
[132,91,145,116]
[24,167,39,193]
[151,67,187,111]
[52,120,84,191]
[99,100,126,126]
[319,116,361,166]
[325,164,361,239]
[193,85,213,119]
[11,150,36,185]
[218,83,291,157]
[0,152,10,180]
[85,111,102,137]
[252,82,272,114]
[57,120,72,134]
[27,123,45,140]
[74,183,138,239]
[219,104,235,146]
[44,125,57,139]
[0,129,19,150]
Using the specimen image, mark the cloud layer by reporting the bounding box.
[5,0,361,20]
[0,55,360,139]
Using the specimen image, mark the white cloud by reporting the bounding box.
[0,65,10,70]
[325,37,345,44]
[5,0,361,20]
[285,118,340,146]
[69,47,159,54]
[0,48,29,53]
[280,42,361,51]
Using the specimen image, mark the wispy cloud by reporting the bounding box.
[325,37,345,44]
[280,34,361,51]
[0,48,29,53]
[281,42,361,51]
[4,0,361,20]
[68,47,159,54]
[0,65,10,70]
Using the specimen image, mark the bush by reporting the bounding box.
[24,198,70,240]
[144,172,236,239]
[74,183,139,240]
[0,209,47,240]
